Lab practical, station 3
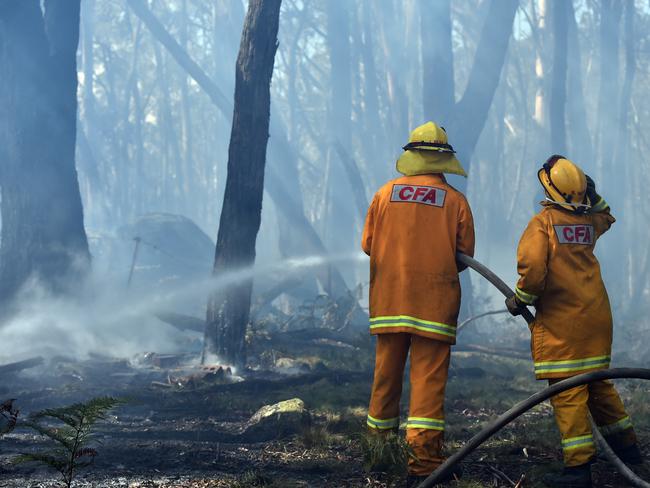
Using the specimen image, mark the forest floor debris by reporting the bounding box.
[1,329,648,487]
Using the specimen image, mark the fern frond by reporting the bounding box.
[21,421,75,450]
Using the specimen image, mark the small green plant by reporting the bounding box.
[15,396,124,488]
[359,430,414,475]
[1,399,19,437]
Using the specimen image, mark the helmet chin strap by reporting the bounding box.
[544,197,592,210]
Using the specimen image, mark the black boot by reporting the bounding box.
[542,463,592,488]
[616,444,644,465]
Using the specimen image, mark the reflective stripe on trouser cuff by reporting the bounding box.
[600,416,634,436]
[515,287,537,305]
[562,434,595,452]
[367,415,399,430]
[534,355,610,375]
[406,417,445,431]
[369,315,456,338]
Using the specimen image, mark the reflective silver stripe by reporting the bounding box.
[370,316,456,338]
[562,434,594,451]
[599,416,633,436]
[406,417,445,431]
[534,356,610,374]
[515,287,537,305]
[591,198,608,212]
[366,415,399,430]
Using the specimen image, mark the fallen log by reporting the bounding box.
[155,312,204,333]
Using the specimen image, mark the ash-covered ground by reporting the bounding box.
[1,327,648,488]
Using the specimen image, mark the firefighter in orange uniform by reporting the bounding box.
[362,122,475,487]
[506,156,644,488]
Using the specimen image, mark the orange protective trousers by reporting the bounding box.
[548,379,637,466]
[367,333,450,476]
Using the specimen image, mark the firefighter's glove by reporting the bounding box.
[585,174,601,206]
[505,295,526,317]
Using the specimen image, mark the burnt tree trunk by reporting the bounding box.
[550,0,568,153]
[0,0,90,303]
[203,0,281,368]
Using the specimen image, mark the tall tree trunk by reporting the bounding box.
[128,0,352,298]
[324,0,355,262]
[550,0,568,153]
[532,0,548,127]
[595,0,622,181]
[203,0,281,368]
[420,0,518,319]
[0,0,90,303]
[450,0,519,172]
[421,0,455,126]
[616,1,636,306]
[566,1,593,165]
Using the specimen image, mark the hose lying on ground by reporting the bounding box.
[591,417,650,488]
[419,254,650,488]
[417,368,650,488]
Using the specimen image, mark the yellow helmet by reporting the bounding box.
[403,121,455,153]
[396,122,467,177]
[537,155,589,212]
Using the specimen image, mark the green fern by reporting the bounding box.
[15,396,124,488]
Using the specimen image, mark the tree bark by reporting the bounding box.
[0,0,90,302]
[550,0,568,153]
[203,0,281,368]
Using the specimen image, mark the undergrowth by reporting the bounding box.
[359,430,413,475]
[15,396,124,488]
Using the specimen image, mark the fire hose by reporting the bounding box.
[416,254,650,488]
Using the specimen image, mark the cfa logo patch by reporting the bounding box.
[390,185,446,207]
[554,225,595,245]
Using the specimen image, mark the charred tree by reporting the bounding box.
[0,1,90,302]
[203,0,281,368]
[550,0,568,153]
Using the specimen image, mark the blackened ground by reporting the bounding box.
[0,331,648,488]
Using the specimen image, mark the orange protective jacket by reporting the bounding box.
[361,174,475,344]
[515,203,616,379]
